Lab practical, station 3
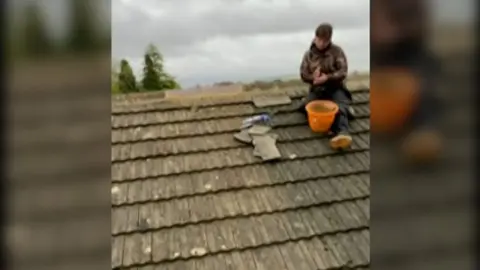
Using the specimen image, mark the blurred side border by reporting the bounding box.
[4,0,112,270]
[370,0,478,269]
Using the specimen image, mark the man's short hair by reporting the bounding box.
[315,23,333,40]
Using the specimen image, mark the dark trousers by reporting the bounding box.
[302,85,352,134]
[408,62,443,133]
[409,88,440,131]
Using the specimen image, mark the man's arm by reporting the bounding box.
[326,46,348,81]
[300,52,314,84]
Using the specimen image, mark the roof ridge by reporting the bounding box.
[112,84,369,114]
[112,77,369,102]
[112,78,370,105]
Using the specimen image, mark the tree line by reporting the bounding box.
[11,1,180,94]
[111,44,181,94]
[9,0,109,59]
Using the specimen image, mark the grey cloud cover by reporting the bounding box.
[112,0,370,87]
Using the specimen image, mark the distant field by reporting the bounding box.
[260,71,369,83]
[112,71,370,104]
[242,71,369,92]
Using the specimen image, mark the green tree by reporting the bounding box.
[67,0,98,52]
[22,2,53,57]
[118,59,138,93]
[111,79,121,94]
[141,44,181,91]
[111,61,121,94]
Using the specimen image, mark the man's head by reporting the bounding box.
[314,23,333,50]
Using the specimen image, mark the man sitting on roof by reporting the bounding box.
[299,23,353,150]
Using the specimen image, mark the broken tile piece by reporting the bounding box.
[247,124,272,135]
[252,135,282,161]
[142,131,155,139]
[111,186,120,195]
[252,94,292,108]
[268,133,279,140]
[233,130,252,144]
[190,247,207,256]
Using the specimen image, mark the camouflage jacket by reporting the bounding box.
[300,43,348,87]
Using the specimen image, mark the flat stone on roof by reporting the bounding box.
[253,94,292,108]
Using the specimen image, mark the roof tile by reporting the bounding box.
[111,87,370,269]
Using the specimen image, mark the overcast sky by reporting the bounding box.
[112,0,370,87]
[10,0,474,88]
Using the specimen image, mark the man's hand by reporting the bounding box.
[313,73,328,85]
[313,68,321,79]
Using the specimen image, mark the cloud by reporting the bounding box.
[112,0,370,87]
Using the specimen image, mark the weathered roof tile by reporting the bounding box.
[111,87,370,269]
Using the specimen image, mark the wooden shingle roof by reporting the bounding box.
[111,82,370,270]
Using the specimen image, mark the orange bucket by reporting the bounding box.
[370,69,420,133]
[305,100,339,133]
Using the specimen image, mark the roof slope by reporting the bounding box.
[111,84,370,270]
